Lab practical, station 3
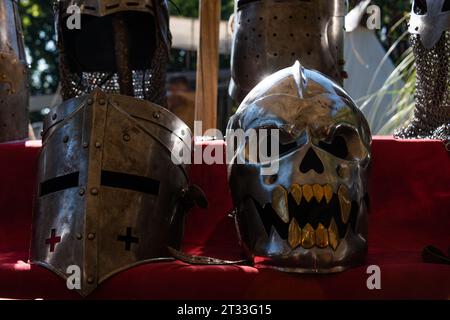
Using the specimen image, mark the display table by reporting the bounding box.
[0,137,449,299]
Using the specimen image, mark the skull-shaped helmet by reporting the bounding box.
[228,62,371,272]
[408,0,450,49]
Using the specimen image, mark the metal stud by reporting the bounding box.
[87,233,95,240]
[153,111,161,119]
[76,233,82,240]
[79,188,85,196]
[123,134,130,142]
[90,188,99,195]
[95,142,102,148]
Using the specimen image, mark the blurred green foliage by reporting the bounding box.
[19,0,58,95]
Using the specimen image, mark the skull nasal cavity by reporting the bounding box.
[300,148,324,174]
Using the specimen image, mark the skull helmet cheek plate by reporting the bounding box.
[228,62,371,273]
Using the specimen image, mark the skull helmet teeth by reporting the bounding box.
[228,61,372,273]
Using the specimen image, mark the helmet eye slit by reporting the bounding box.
[39,172,80,197]
[101,170,160,195]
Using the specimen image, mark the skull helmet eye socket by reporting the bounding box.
[318,125,366,161]
[413,0,428,15]
[443,0,450,12]
[243,125,303,163]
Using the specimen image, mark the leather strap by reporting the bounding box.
[168,247,253,266]
[422,245,450,265]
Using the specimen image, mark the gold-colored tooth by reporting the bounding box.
[301,223,315,249]
[288,218,302,249]
[323,184,333,204]
[328,218,339,250]
[302,185,313,202]
[338,185,351,224]
[272,186,290,223]
[315,223,329,248]
[313,184,324,202]
[289,184,303,205]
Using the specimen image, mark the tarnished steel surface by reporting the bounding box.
[229,0,346,104]
[31,89,192,296]
[0,0,29,142]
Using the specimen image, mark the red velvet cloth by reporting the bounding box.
[0,137,449,300]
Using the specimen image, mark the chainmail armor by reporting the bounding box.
[59,38,168,107]
[395,31,450,140]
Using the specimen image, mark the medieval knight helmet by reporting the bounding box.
[56,0,171,106]
[229,0,346,104]
[31,89,198,296]
[0,0,29,142]
[228,62,371,272]
[395,0,450,140]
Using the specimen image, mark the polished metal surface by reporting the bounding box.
[229,0,346,104]
[396,0,450,140]
[228,61,371,272]
[31,89,192,296]
[0,0,29,142]
[56,0,171,106]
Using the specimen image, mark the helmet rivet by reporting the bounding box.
[76,233,82,240]
[90,188,99,195]
[82,142,89,148]
[123,134,130,142]
[79,188,85,196]
[87,233,95,240]
[153,111,161,119]
[95,142,102,148]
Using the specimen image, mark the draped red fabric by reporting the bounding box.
[0,137,449,300]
